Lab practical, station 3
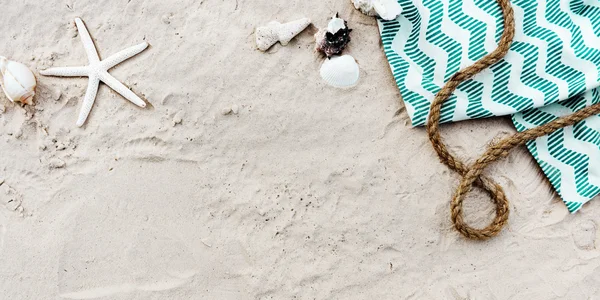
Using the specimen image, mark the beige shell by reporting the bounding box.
[0,56,36,105]
[255,18,311,51]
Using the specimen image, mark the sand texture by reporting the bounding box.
[0,0,599,299]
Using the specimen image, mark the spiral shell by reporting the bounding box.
[315,14,352,58]
[0,56,36,105]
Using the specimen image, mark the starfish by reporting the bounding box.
[41,18,148,127]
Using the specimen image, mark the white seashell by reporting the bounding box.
[255,18,311,51]
[319,55,360,88]
[351,0,403,20]
[327,15,346,34]
[0,56,36,105]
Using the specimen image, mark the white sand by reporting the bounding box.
[1,0,599,299]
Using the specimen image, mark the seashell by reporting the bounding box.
[315,14,352,58]
[351,0,403,21]
[327,17,346,34]
[0,56,36,105]
[319,55,360,88]
[255,18,311,51]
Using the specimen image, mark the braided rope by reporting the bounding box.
[425,0,600,239]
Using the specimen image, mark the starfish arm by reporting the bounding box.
[101,42,149,70]
[99,72,147,108]
[76,75,100,127]
[40,66,89,77]
[75,18,100,63]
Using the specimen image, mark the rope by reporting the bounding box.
[425,0,600,239]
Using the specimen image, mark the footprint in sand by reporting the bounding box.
[56,186,198,299]
[58,225,198,299]
[56,161,251,299]
[0,181,24,216]
[572,219,597,250]
[119,136,181,161]
[0,166,51,217]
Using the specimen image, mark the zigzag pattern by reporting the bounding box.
[379,0,600,127]
[379,0,600,212]
[513,89,600,212]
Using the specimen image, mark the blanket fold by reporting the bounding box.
[378,0,600,211]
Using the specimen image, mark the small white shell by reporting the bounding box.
[327,16,346,34]
[319,55,360,88]
[351,0,402,20]
[0,56,36,105]
[255,18,311,51]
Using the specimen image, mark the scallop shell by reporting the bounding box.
[351,0,402,20]
[0,56,36,105]
[319,55,360,88]
[255,18,311,51]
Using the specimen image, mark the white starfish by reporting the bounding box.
[41,18,148,127]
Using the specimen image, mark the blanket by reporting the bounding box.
[378,0,600,211]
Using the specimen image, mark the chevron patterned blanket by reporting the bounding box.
[378,0,600,212]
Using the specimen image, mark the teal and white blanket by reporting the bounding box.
[378,0,600,212]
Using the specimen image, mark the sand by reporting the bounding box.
[0,0,599,299]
